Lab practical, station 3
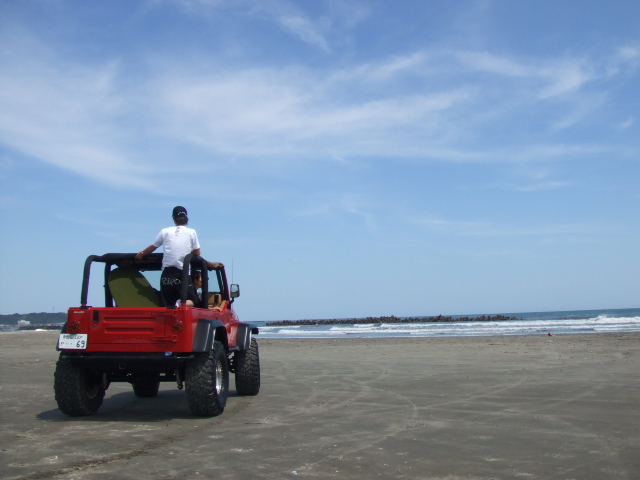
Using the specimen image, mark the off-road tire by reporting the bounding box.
[234,337,261,396]
[54,355,105,416]
[132,373,160,397]
[185,341,229,416]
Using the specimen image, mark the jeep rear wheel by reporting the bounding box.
[54,355,105,416]
[132,373,160,397]
[234,337,261,396]
[185,341,229,416]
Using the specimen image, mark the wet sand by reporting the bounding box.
[1,331,639,480]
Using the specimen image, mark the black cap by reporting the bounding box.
[172,206,188,217]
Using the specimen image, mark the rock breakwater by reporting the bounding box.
[266,314,518,327]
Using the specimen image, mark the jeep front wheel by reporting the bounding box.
[185,341,229,416]
[132,373,160,397]
[234,337,261,396]
[54,355,105,416]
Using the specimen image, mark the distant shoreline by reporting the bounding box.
[16,324,64,331]
[265,314,518,327]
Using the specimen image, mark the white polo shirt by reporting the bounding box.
[153,226,200,270]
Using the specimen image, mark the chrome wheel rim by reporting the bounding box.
[215,360,223,395]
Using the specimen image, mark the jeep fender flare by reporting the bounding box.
[235,323,259,352]
[192,319,228,353]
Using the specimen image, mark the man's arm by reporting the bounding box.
[206,260,224,270]
[192,248,201,257]
[136,245,158,260]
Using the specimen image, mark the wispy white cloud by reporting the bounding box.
[252,1,369,52]
[406,213,598,237]
[509,180,572,192]
[273,11,331,52]
[492,143,615,163]
[292,195,379,230]
[619,117,635,129]
[407,215,484,233]
[149,0,225,14]
[0,29,154,189]
[456,51,531,77]
[456,50,594,98]
[339,52,429,81]
[497,165,572,192]
[151,0,354,52]
[617,45,640,61]
[463,223,600,237]
[0,18,636,191]
[537,60,594,99]
[148,65,472,158]
[550,92,607,131]
[613,44,640,71]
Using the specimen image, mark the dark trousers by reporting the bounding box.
[161,267,198,306]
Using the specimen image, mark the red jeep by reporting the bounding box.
[54,253,260,417]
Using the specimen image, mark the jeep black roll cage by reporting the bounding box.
[79,253,229,309]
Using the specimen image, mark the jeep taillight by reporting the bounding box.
[68,319,82,333]
[171,319,184,334]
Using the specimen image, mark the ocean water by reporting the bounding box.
[254,308,640,339]
[3,308,640,339]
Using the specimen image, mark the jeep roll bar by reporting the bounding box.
[80,253,225,309]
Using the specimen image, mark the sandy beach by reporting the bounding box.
[1,331,639,480]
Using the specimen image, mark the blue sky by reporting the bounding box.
[1,0,639,321]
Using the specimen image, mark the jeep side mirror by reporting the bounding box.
[230,284,240,298]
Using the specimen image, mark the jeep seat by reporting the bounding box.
[207,293,226,311]
[108,268,162,307]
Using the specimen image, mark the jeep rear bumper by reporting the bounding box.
[60,352,195,372]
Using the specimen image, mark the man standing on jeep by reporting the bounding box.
[136,206,200,307]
